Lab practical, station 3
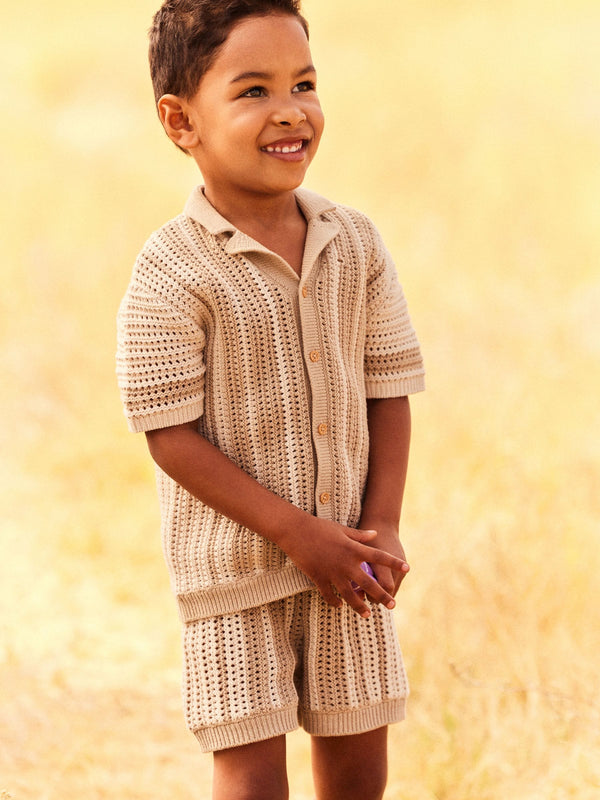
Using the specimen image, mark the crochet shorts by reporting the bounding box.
[182,588,409,752]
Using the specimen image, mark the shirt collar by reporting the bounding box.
[183,185,337,240]
[183,186,340,287]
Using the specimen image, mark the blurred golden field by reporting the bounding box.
[1,0,599,797]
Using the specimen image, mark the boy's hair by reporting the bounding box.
[149,0,309,104]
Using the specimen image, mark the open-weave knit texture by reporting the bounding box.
[182,590,408,751]
[117,187,425,620]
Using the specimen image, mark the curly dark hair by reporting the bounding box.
[149,0,309,104]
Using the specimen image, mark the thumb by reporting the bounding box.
[346,528,378,543]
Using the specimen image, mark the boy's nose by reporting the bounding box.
[272,103,306,128]
[277,113,307,127]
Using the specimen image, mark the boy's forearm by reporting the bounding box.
[145,420,306,545]
[145,419,409,616]
[360,396,411,530]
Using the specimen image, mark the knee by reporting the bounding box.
[226,781,288,800]
[318,759,387,800]
[214,769,288,800]
[336,768,387,800]
[312,729,388,800]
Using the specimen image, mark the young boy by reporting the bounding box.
[117,1,425,798]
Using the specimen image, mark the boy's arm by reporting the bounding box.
[359,395,413,597]
[145,421,407,618]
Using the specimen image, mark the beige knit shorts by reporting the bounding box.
[182,588,409,752]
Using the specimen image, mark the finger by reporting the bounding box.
[367,547,409,575]
[372,565,395,595]
[337,583,373,618]
[345,528,378,543]
[394,563,410,592]
[375,563,410,595]
[351,573,397,611]
[316,580,343,609]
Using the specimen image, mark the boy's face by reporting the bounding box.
[168,14,324,204]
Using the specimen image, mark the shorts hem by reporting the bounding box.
[301,697,407,737]
[192,705,299,753]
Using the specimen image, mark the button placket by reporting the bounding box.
[298,270,334,520]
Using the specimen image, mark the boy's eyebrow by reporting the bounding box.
[230,64,316,84]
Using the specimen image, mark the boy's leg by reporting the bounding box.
[311,727,388,800]
[212,734,288,800]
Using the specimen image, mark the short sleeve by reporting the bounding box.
[364,236,425,398]
[116,266,206,433]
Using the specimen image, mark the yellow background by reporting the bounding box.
[1,1,599,797]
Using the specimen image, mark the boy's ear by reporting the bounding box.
[157,94,200,150]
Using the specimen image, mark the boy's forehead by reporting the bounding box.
[214,14,313,76]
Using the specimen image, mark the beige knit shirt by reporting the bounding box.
[117,187,425,621]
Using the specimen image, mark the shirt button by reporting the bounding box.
[302,287,308,298]
[317,423,328,436]
[309,350,321,363]
[319,492,331,505]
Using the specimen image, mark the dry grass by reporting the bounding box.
[1,0,599,797]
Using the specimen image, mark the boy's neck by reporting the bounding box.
[203,186,308,277]
[203,186,303,237]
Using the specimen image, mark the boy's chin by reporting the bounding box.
[266,168,314,194]
[252,177,308,197]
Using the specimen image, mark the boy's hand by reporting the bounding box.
[360,523,410,598]
[277,519,408,618]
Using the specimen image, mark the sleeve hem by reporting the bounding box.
[125,400,204,433]
[365,374,426,398]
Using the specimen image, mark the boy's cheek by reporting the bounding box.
[308,102,325,135]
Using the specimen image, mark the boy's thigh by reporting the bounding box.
[212,735,288,800]
[311,727,388,799]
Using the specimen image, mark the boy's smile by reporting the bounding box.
[165,13,324,213]
[262,139,307,158]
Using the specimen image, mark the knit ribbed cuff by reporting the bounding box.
[126,399,204,433]
[365,374,425,399]
[192,699,407,752]
[193,706,299,752]
[301,697,407,737]
[177,565,315,622]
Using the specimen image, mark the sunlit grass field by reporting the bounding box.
[1,0,599,797]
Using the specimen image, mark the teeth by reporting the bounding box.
[264,141,303,154]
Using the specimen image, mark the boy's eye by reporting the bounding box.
[293,80,316,94]
[241,86,266,98]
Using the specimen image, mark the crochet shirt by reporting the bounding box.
[117,187,425,621]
